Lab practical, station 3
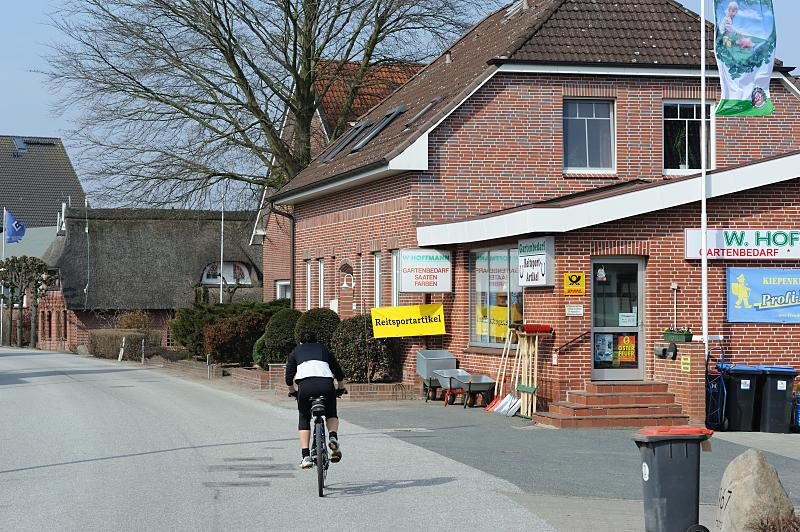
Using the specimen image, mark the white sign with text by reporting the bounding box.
[685,229,800,260]
[399,249,452,293]
[518,236,555,287]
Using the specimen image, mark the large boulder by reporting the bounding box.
[718,448,795,531]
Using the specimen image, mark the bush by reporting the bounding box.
[116,310,151,330]
[170,299,289,356]
[294,308,340,348]
[88,329,161,361]
[253,308,302,368]
[203,309,278,365]
[330,314,401,383]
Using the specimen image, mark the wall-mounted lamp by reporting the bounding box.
[341,273,355,290]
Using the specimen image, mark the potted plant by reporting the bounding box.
[663,326,694,343]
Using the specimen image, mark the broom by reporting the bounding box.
[485,327,513,411]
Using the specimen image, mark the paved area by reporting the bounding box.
[0,349,552,531]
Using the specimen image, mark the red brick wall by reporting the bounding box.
[262,209,292,302]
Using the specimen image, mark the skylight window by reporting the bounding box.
[350,105,407,153]
[405,96,443,129]
[322,120,371,162]
[12,138,27,153]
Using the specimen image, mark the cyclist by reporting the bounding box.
[285,330,346,469]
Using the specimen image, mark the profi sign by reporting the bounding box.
[518,236,554,287]
[399,249,452,293]
[685,229,800,259]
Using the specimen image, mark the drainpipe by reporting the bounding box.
[269,201,295,307]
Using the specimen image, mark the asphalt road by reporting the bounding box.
[0,349,553,532]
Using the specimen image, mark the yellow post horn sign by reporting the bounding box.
[370,304,446,338]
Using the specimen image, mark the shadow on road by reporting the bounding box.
[324,476,456,497]
[0,367,147,386]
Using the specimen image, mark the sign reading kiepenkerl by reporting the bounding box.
[399,249,452,292]
[518,236,555,287]
[685,229,800,260]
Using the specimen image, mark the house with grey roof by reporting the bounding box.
[39,207,262,351]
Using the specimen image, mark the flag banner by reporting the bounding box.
[3,210,26,243]
[714,0,776,116]
[370,304,445,338]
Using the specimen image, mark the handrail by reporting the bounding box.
[557,330,591,353]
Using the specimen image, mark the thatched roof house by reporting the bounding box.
[43,208,262,311]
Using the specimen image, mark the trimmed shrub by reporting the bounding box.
[294,308,340,348]
[88,329,161,361]
[203,308,280,365]
[170,299,289,356]
[253,308,301,368]
[116,310,151,330]
[330,314,401,383]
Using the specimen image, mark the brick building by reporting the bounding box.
[266,0,800,426]
[39,208,261,352]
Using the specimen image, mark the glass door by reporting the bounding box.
[591,258,645,381]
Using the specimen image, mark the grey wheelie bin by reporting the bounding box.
[719,364,761,431]
[755,365,798,433]
[633,426,714,532]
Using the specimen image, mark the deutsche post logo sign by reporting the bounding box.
[564,272,585,295]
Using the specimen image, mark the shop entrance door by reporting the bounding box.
[591,258,645,381]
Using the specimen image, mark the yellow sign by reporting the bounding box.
[616,335,636,363]
[371,304,446,338]
[681,355,692,373]
[564,272,586,295]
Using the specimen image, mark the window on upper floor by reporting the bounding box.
[201,261,252,286]
[663,102,713,174]
[563,100,615,172]
[275,280,291,301]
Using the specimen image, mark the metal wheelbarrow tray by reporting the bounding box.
[416,350,457,402]
[452,374,496,409]
[432,369,495,408]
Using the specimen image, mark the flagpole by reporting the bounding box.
[220,189,225,304]
[1,207,4,345]
[700,0,709,356]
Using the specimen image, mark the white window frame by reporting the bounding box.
[305,261,312,310]
[391,250,400,307]
[373,252,382,308]
[317,258,325,308]
[662,99,716,176]
[275,280,291,300]
[563,98,617,174]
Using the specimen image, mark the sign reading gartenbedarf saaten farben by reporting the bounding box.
[399,249,452,293]
[727,267,800,323]
[714,0,776,116]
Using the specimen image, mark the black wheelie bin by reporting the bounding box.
[755,365,798,433]
[718,364,761,431]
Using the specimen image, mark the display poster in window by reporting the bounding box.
[518,237,555,287]
[594,334,613,363]
[685,229,800,260]
[616,335,636,363]
[594,333,638,369]
[727,267,800,323]
[399,249,452,293]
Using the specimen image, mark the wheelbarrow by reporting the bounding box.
[416,350,457,402]
[433,369,495,407]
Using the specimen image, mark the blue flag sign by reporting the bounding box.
[727,267,800,323]
[4,210,26,243]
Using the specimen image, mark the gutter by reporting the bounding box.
[268,201,295,307]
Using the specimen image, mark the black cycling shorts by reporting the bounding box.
[296,377,337,430]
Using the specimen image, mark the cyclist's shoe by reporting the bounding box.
[299,456,313,469]
[329,435,342,463]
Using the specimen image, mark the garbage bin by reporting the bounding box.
[719,364,761,431]
[755,365,798,433]
[633,426,713,532]
[794,393,800,431]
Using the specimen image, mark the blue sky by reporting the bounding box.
[1,0,798,143]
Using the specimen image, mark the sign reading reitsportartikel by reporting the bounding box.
[714,0,776,116]
[727,267,800,323]
[685,229,800,259]
[399,249,451,293]
[371,304,446,338]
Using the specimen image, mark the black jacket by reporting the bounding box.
[285,342,345,386]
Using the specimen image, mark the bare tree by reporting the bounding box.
[47,0,502,207]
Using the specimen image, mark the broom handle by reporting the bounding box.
[533,334,539,414]
[510,334,523,392]
[496,328,512,395]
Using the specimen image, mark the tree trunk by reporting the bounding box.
[6,288,15,346]
[16,288,24,348]
[30,299,38,348]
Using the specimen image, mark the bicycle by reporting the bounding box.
[290,388,347,497]
[705,342,728,430]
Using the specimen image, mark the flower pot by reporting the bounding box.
[663,332,693,343]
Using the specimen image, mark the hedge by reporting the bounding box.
[115,310,151,330]
[253,308,302,368]
[330,314,401,383]
[88,329,162,361]
[294,308,340,349]
[203,307,283,365]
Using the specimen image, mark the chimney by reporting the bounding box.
[445,51,452,64]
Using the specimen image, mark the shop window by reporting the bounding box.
[470,248,523,347]
[663,102,713,173]
[305,261,312,310]
[318,259,325,308]
[563,100,614,171]
[275,280,291,301]
[391,250,400,307]
[201,261,252,286]
[373,252,382,308]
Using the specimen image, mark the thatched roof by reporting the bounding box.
[42,208,262,311]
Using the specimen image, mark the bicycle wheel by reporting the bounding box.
[315,422,325,497]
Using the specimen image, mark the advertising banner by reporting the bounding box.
[371,304,446,338]
[399,249,452,293]
[518,236,554,287]
[727,267,800,323]
[685,229,800,260]
[714,0,776,116]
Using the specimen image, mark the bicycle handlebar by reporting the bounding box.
[336,388,348,397]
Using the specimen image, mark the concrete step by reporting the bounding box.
[532,412,690,429]
[548,401,684,417]
[585,381,669,394]
[567,390,677,406]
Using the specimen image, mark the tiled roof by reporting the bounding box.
[0,136,86,228]
[274,0,787,201]
[315,62,423,136]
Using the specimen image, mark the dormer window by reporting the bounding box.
[202,261,252,286]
